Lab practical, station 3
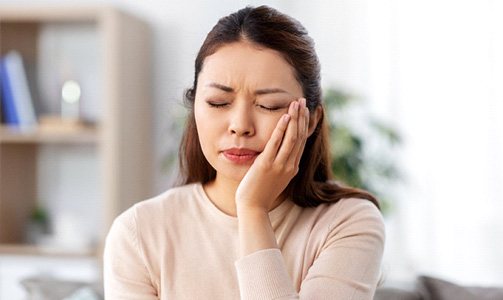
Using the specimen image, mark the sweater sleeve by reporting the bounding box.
[103,207,158,299]
[234,199,385,300]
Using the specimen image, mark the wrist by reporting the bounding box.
[236,205,269,219]
[236,205,277,257]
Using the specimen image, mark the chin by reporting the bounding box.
[216,164,250,183]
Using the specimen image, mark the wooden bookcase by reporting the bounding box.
[0,5,152,258]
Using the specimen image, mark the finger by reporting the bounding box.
[294,103,310,167]
[291,98,309,166]
[275,99,300,164]
[261,113,291,160]
[289,98,305,161]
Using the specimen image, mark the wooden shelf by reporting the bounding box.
[0,125,99,144]
[0,244,96,257]
[0,4,108,22]
[0,2,151,269]
[0,5,152,296]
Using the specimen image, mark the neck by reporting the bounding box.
[203,174,240,217]
[202,173,287,217]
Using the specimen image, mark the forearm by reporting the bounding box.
[235,206,298,299]
[237,207,278,258]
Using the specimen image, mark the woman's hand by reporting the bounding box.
[236,97,309,257]
[235,97,310,215]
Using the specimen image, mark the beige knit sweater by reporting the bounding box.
[104,183,385,299]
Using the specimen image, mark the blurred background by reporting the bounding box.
[0,0,502,298]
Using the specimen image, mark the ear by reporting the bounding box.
[307,105,322,137]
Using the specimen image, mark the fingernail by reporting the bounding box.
[283,114,291,122]
[293,101,299,110]
[301,98,306,107]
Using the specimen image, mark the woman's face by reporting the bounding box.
[194,41,304,182]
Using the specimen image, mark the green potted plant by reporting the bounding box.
[26,204,51,244]
[323,88,402,214]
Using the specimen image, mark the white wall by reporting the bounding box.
[381,0,503,286]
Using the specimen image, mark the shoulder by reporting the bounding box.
[329,198,384,234]
[329,198,383,223]
[107,183,202,254]
[304,197,383,225]
[136,183,200,214]
[113,183,201,229]
[322,198,385,254]
[301,198,385,244]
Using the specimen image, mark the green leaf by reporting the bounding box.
[324,86,402,216]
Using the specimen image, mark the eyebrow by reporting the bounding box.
[206,82,290,95]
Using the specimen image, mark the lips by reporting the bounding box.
[222,148,260,164]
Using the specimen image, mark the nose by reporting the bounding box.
[228,103,255,137]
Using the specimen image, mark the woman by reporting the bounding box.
[104,5,384,300]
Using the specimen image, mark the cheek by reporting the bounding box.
[196,108,221,134]
[258,115,282,143]
[194,105,225,159]
[194,106,212,148]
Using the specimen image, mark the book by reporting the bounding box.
[0,51,37,129]
[0,56,20,125]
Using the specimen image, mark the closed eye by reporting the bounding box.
[207,101,229,108]
[257,104,282,111]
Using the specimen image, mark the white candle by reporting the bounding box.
[61,80,81,120]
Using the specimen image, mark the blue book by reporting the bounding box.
[4,51,37,129]
[0,56,20,125]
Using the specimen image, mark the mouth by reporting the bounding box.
[221,148,260,164]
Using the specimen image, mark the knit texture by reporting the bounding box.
[104,183,385,299]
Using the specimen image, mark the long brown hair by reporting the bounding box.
[179,5,379,208]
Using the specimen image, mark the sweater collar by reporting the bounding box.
[194,182,295,227]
